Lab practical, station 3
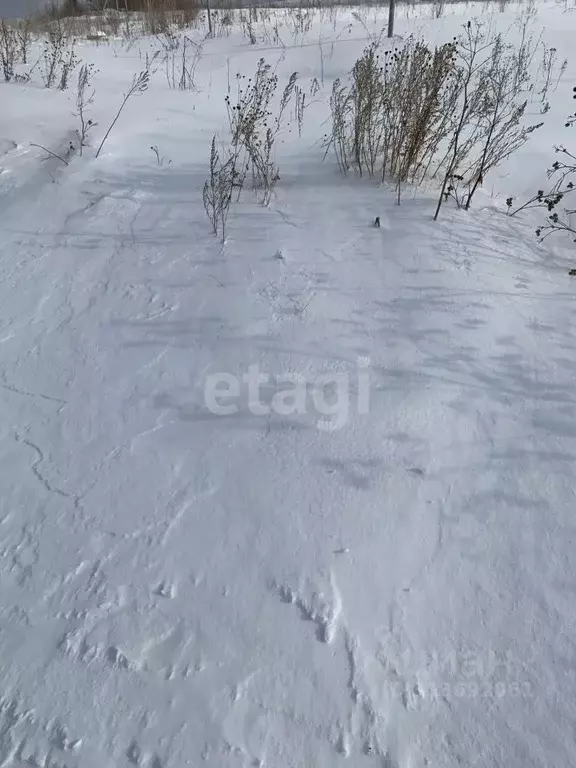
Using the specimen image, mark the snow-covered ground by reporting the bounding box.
[1,2,576,766]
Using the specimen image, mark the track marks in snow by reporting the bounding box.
[339,631,431,767]
[276,569,342,644]
[0,695,83,768]
[15,436,80,509]
[0,381,66,407]
[62,627,199,682]
[160,483,218,547]
[275,570,399,759]
[5,525,39,587]
[342,631,392,762]
[255,275,316,323]
[152,579,177,599]
[126,741,164,768]
[274,573,399,761]
[60,589,198,684]
[1,692,164,768]
[274,570,424,765]
[230,672,259,705]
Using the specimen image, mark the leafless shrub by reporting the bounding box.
[16,17,33,64]
[463,40,542,209]
[239,10,257,45]
[156,24,179,51]
[435,22,542,218]
[351,10,383,45]
[59,45,77,90]
[165,34,202,90]
[285,7,313,40]
[260,13,279,46]
[294,85,306,137]
[325,78,351,175]
[216,12,234,38]
[30,140,75,165]
[247,126,281,206]
[317,38,325,87]
[536,42,568,113]
[203,59,300,241]
[141,49,159,72]
[75,63,98,155]
[203,135,235,242]
[94,9,119,38]
[432,27,490,217]
[13,50,42,83]
[509,91,576,246]
[41,22,77,89]
[225,59,296,205]
[431,0,445,19]
[0,19,17,82]
[513,1,540,93]
[512,148,575,243]
[96,58,157,158]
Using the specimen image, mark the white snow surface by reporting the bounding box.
[1,2,576,766]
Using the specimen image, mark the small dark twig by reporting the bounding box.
[30,142,70,166]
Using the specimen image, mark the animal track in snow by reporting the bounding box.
[61,609,197,683]
[152,580,177,599]
[277,570,342,644]
[125,740,164,768]
[0,695,83,768]
[332,630,425,767]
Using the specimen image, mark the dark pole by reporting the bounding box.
[387,0,395,38]
[207,0,212,36]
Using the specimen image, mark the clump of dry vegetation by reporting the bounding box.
[203,58,301,241]
[324,19,544,216]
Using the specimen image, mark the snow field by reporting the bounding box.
[1,1,576,766]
